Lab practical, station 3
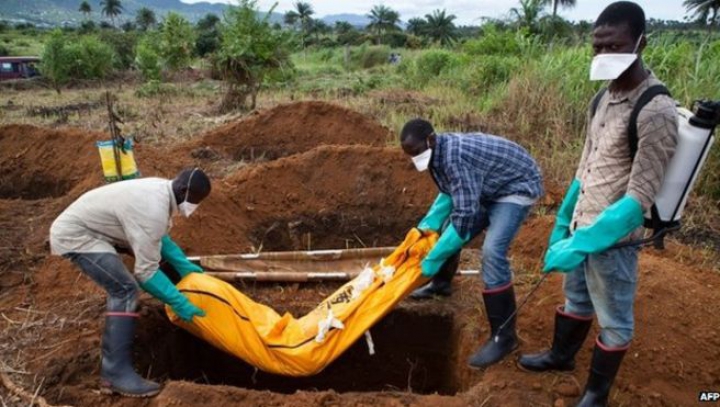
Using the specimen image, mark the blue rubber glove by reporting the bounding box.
[543,195,644,273]
[418,193,453,232]
[160,235,203,278]
[140,271,205,322]
[421,223,468,277]
[549,179,581,246]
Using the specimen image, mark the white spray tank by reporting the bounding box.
[649,100,719,228]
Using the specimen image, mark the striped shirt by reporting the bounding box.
[430,133,544,239]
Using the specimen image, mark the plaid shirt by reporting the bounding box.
[572,73,678,239]
[430,133,543,239]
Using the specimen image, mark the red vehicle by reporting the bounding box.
[0,56,40,81]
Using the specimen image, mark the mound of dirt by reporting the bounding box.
[0,125,104,200]
[191,101,392,162]
[222,145,435,251]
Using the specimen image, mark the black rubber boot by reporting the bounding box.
[575,337,629,407]
[518,306,593,372]
[100,314,161,397]
[409,252,459,300]
[468,284,518,369]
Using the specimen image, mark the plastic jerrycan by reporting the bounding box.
[651,100,719,224]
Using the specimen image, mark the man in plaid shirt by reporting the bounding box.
[519,3,678,406]
[401,118,543,369]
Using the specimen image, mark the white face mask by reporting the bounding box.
[589,34,643,81]
[412,148,433,172]
[178,169,199,218]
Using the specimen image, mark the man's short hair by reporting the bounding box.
[594,1,646,40]
[176,168,211,196]
[400,119,435,143]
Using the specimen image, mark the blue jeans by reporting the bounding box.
[65,252,139,313]
[476,202,532,290]
[563,246,639,347]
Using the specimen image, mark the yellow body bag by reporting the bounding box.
[167,229,436,376]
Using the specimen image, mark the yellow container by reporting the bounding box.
[96,139,139,182]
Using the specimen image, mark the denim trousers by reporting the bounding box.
[65,252,139,313]
[476,202,532,290]
[563,245,639,347]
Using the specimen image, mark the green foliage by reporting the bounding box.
[136,7,157,31]
[79,20,97,34]
[0,21,9,33]
[196,13,221,57]
[100,0,123,27]
[40,30,71,92]
[216,0,294,110]
[135,37,162,81]
[98,30,138,70]
[0,44,10,57]
[159,12,196,72]
[64,36,115,80]
[463,25,527,56]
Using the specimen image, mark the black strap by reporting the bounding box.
[591,84,676,249]
[628,84,672,158]
[590,88,607,119]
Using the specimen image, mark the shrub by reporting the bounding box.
[99,30,139,70]
[64,36,115,80]
[159,12,196,72]
[135,38,162,81]
[40,30,71,93]
[0,44,10,57]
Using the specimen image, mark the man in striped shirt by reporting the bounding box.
[401,118,543,368]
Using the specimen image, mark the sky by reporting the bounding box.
[180,1,688,25]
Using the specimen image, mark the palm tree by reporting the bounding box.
[286,2,314,49]
[366,5,401,43]
[79,1,92,19]
[542,0,576,18]
[284,10,299,27]
[510,0,545,33]
[135,7,156,31]
[684,0,720,33]
[334,21,353,35]
[406,17,427,36]
[424,9,457,46]
[100,0,123,27]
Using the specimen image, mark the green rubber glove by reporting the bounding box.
[418,193,453,232]
[140,271,205,322]
[549,179,582,246]
[160,235,203,278]
[543,195,644,273]
[421,223,468,278]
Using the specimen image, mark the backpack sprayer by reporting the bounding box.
[495,97,720,343]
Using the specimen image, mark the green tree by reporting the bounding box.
[136,7,157,31]
[510,0,545,33]
[159,12,196,71]
[684,0,720,32]
[542,0,576,18]
[196,13,221,57]
[40,30,70,93]
[284,2,314,49]
[217,0,293,111]
[135,35,162,81]
[366,5,401,44]
[424,9,457,46]
[406,17,427,36]
[79,1,92,19]
[101,0,123,27]
[334,21,353,34]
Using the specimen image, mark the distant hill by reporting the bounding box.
[321,13,370,28]
[0,0,282,26]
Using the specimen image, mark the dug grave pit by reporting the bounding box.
[134,299,466,396]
